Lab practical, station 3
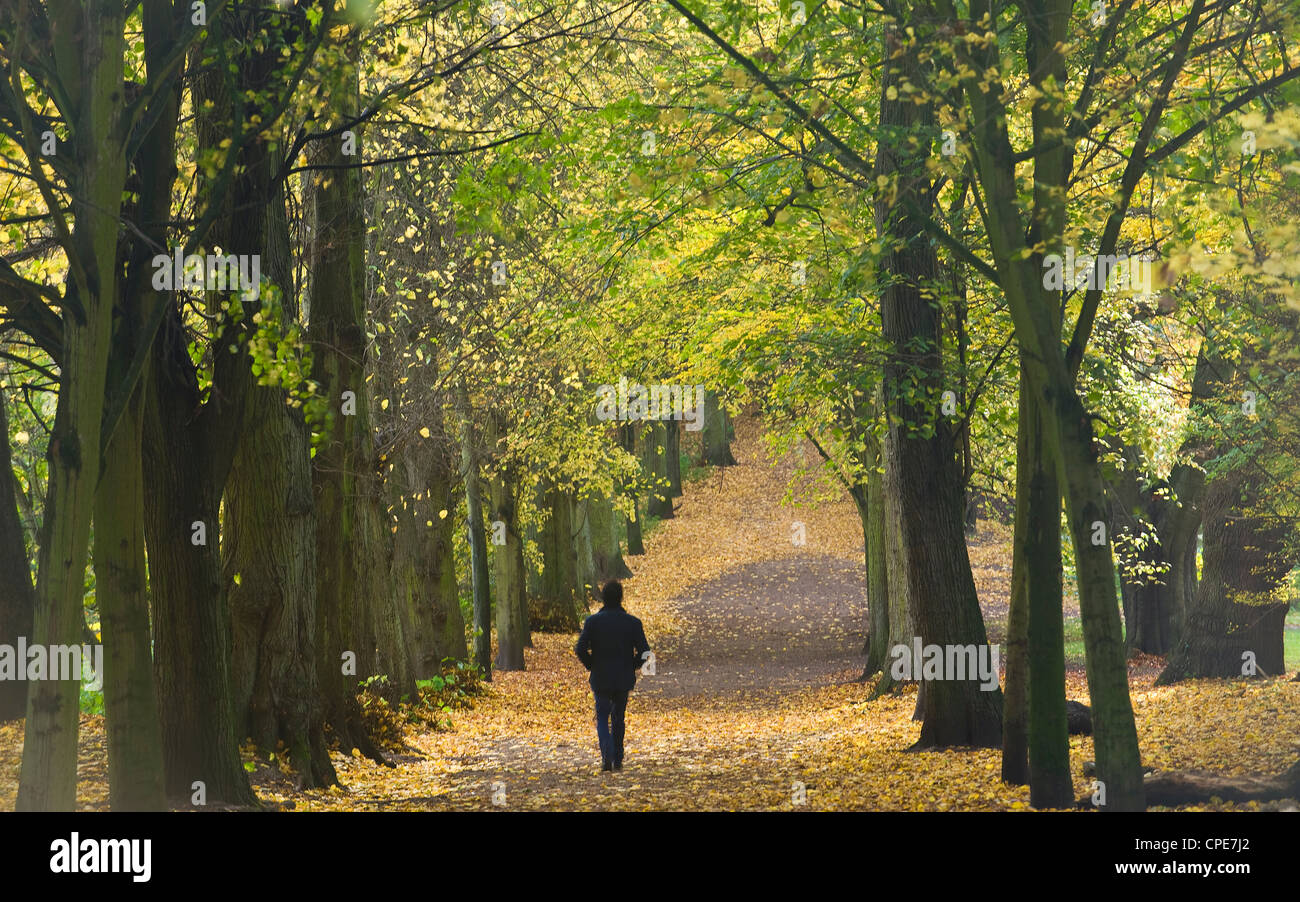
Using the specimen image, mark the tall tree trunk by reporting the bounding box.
[533,481,582,631]
[0,397,35,722]
[642,420,674,520]
[91,0,180,809]
[870,434,914,698]
[1003,362,1071,808]
[142,324,256,804]
[457,383,492,678]
[18,0,129,810]
[1022,390,1071,807]
[859,431,890,680]
[1001,387,1031,785]
[385,421,461,685]
[620,424,645,555]
[305,53,387,758]
[223,364,335,786]
[964,0,1145,807]
[872,24,1000,746]
[664,418,683,497]
[702,391,736,466]
[588,493,632,582]
[1158,473,1293,682]
[222,153,336,786]
[489,463,526,671]
[94,373,166,810]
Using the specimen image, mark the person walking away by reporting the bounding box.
[574,580,650,772]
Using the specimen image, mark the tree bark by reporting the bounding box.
[642,420,674,520]
[859,431,890,680]
[94,372,167,810]
[620,424,645,555]
[1158,473,1292,682]
[142,322,256,804]
[702,391,736,466]
[963,0,1145,806]
[665,417,683,497]
[588,493,632,582]
[1003,362,1071,806]
[1021,388,1071,807]
[305,54,388,759]
[16,0,128,812]
[0,397,35,722]
[489,461,526,671]
[533,481,582,631]
[457,382,492,678]
[572,494,598,601]
[873,24,1001,747]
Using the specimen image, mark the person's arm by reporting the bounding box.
[575,618,594,670]
[632,620,650,668]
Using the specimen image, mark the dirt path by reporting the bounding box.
[321,418,885,810]
[644,554,867,698]
[314,417,1057,811]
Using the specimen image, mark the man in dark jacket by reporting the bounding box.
[574,580,651,772]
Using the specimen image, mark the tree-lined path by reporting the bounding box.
[4,1,1300,819]
[226,420,1300,809]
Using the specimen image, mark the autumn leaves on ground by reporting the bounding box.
[3,416,1298,811]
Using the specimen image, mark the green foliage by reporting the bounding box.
[78,685,104,718]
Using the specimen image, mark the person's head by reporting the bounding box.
[601,580,624,608]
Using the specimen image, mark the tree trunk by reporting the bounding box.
[1021,386,1071,807]
[588,494,632,582]
[223,365,335,786]
[1003,363,1071,806]
[1001,389,1030,785]
[963,0,1145,806]
[222,156,335,787]
[92,0,181,808]
[489,463,526,671]
[0,398,35,722]
[572,495,598,601]
[387,423,465,682]
[94,374,167,810]
[142,326,256,804]
[642,420,674,520]
[16,0,127,811]
[872,25,1000,747]
[859,431,890,680]
[702,391,736,466]
[620,424,645,555]
[1158,474,1292,682]
[665,418,683,497]
[533,481,582,631]
[870,433,913,697]
[457,383,492,679]
[305,55,387,759]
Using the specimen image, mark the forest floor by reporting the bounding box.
[2,415,1298,811]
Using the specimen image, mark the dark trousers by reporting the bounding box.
[593,689,630,765]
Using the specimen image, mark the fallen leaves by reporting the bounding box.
[1,415,1296,811]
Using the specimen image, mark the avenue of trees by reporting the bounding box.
[2,0,1299,812]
